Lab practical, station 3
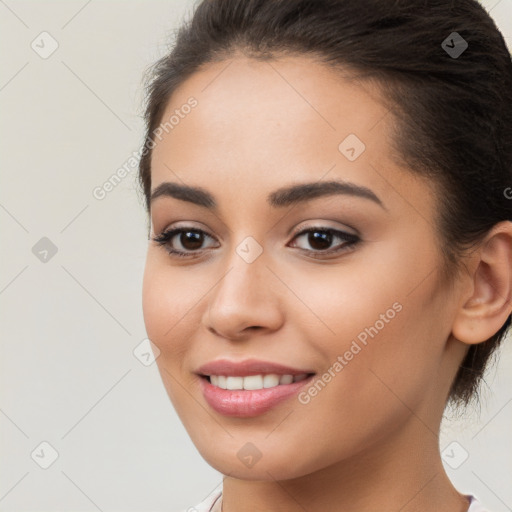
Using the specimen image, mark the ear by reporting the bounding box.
[451,221,512,345]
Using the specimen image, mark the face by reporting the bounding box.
[142,55,466,481]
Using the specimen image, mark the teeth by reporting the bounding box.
[279,374,293,385]
[243,375,263,390]
[208,373,310,390]
[226,376,244,390]
[263,374,280,388]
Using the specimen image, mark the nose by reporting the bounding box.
[203,251,285,341]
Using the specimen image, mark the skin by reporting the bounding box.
[142,54,512,512]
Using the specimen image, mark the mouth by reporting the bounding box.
[199,372,315,391]
[194,358,317,416]
[198,372,317,417]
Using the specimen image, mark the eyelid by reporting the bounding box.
[289,227,359,249]
[156,221,218,239]
[290,220,359,238]
[153,225,218,246]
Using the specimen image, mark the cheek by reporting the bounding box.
[142,260,170,344]
[286,250,450,408]
[141,254,199,356]
[142,256,204,414]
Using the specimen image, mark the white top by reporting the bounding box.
[179,485,490,512]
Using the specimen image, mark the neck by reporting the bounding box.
[221,416,469,512]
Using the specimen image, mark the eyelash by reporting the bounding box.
[152,226,360,260]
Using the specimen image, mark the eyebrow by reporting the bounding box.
[150,180,385,210]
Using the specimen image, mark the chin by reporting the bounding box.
[197,444,319,482]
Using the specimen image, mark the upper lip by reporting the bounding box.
[196,358,316,377]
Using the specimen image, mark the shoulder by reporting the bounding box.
[176,485,223,512]
[177,489,489,512]
[466,494,491,512]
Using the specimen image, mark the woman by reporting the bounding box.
[138,0,512,510]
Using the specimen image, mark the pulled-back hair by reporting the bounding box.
[138,0,512,407]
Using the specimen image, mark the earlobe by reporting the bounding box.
[451,221,512,345]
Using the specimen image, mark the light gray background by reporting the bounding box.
[1,1,511,511]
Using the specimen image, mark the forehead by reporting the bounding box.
[149,54,433,218]
[153,55,388,160]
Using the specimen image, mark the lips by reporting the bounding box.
[195,358,316,377]
[194,358,316,416]
[198,372,316,417]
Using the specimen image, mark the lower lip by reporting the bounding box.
[198,375,315,417]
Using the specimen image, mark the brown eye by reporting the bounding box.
[177,230,205,251]
[306,231,333,250]
[289,227,359,257]
[152,227,219,258]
